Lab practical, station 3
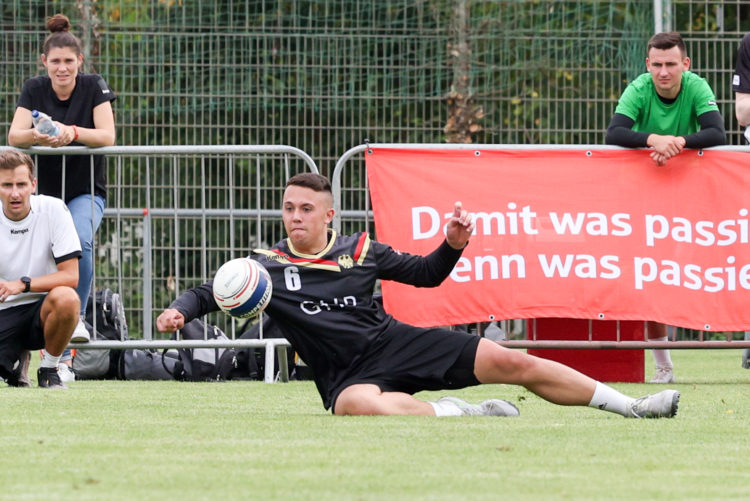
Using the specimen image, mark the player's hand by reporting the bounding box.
[647,134,685,159]
[32,122,71,147]
[59,124,78,146]
[650,151,669,166]
[156,308,185,332]
[0,280,24,303]
[445,201,475,250]
[31,128,58,147]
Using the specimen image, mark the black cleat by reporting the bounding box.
[37,366,67,389]
[6,350,31,387]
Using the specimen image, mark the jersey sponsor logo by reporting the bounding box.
[300,296,357,315]
[338,254,354,269]
[708,100,717,106]
[263,251,290,262]
[255,248,340,271]
[10,228,29,235]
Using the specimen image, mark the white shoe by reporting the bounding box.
[649,366,674,384]
[438,396,520,417]
[70,316,90,343]
[57,363,76,383]
[627,390,680,418]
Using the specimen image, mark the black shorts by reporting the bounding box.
[0,299,46,379]
[330,323,481,412]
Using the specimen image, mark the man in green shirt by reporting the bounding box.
[606,31,725,166]
[605,32,726,383]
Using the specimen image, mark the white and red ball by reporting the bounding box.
[212,258,272,318]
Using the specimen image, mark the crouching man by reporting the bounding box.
[0,149,82,389]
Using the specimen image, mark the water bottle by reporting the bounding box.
[31,110,59,137]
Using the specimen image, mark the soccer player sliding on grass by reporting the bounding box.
[157,173,679,419]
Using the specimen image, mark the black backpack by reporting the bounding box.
[168,319,237,382]
[73,288,129,380]
[86,288,129,342]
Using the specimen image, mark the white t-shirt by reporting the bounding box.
[0,194,82,310]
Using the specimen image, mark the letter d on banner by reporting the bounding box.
[412,206,440,240]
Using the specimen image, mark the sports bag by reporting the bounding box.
[118,349,178,380]
[86,288,129,341]
[236,316,309,381]
[73,288,129,379]
[169,319,237,381]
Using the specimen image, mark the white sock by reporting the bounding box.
[588,382,634,417]
[40,352,61,369]
[649,336,673,368]
[429,400,464,417]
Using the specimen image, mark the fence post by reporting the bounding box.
[142,156,153,340]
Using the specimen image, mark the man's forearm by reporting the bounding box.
[683,111,726,148]
[736,93,750,127]
[605,113,650,147]
[169,281,218,321]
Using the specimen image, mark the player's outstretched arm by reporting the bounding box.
[157,282,219,333]
[445,201,475,250]
[156,308,185,333]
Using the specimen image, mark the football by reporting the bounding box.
[212,257,273,318]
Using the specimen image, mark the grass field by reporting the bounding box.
[2,349,748,500]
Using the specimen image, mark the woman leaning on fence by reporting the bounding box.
[8,13,116,354]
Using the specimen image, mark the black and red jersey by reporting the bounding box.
[171,229,463,407]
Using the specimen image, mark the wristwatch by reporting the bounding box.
[20,276,31,293]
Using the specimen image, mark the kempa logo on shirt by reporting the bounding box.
[265,252,289,262]
[10,228,29,235]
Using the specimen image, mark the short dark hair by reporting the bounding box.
[286,172,332,194]
[647,32,686,57]
[0,150,35,178]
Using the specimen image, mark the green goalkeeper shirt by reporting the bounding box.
[614,71,719,136]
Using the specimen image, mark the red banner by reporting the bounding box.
[365,147,750,331]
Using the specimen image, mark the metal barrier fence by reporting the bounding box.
[332,142,750,350]
[3,0,749,172]
[5,142,750,382]
[1,144,319,382]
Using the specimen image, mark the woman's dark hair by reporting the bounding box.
[43,13,82,56]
